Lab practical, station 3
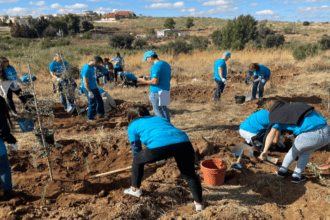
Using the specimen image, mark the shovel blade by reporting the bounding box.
[231,143,254,158]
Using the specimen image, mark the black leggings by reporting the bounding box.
[132,141,203,203]
[7,88,27,112]
[114,67,123,82]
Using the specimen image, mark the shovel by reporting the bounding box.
[83,166,132,187]
[231,143,254,170]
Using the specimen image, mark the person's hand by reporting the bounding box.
[248,81,253,85]
[88,91,94,99]
[7,143,18,151]
[258,151,268,161]
[222,78,227,85]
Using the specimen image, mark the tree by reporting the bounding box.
[58,14,80,33]
[31,16,50,38]
[221,14,258,49]
[52,20,68,35]
[164,18,176,29]
[109,33,135,49]
[10,22,20,37]
[82,21,94,32]
[186,17,194,30]
[211,30,222,46]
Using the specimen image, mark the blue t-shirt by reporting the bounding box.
[98,88,105,94]
[112,57,124,68]
[252,65,271,79]
[123,72,137,81]
[127,116,190,149]
[150,61,171,93]
[49,61,69,74]
[239,109,270,134]
[81,64,97,90]
[0,139,7,157]
[4,66,17,81]
[272,110,327,135]
[21,75,37,83]
[214,59,227,81]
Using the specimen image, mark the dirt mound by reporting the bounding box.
[171,84,214,103]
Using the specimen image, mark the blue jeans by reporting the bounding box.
[149,92,170,122]
[59,79,75,110]
[83,88,104,120]
[252,76,269,98]
[279,125,330,177]
[214,79,225,100]
[0,153,12,192]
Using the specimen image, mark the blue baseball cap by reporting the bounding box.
[223,52,231,57]
[142,51,157,62]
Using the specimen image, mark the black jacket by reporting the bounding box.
[0,111,17,144]
[261,102,314,151]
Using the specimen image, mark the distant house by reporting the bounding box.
[38,15,54,22]
[7,16,19,24]
[101,13,118,21]
[157,29,180,37]
[19,15,32,25]
[75,10,97,20]
[115,11,135,19]
[0,15,8,23]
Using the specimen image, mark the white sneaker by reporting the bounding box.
[67,105,75,114]
[194,201,204,212]
[124,187,143,198]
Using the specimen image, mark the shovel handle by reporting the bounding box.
[85,166,132,180]
[237,156,242,164]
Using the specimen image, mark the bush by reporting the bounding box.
[133,38,148,49]
[146,28,155,36]
[164,18,176,29]
[109,33,135,49]
[245,40,261,49]
[303,21,310,26]
[43,26,57,38]
[211,30,222,46]
[82,21,94,32]
[159,38,192,56]
[264,34,285,48]
[221,14,258,49]
[189,36,209,50]
[80,31,92,39]
[165,31,173,36]
[231,40,244,50]
[318,35,330,50]
[284,27,294,34]
[292,43,321,60]
[40,38,70,49]
[0,43,10,50]
[258,25,274,39]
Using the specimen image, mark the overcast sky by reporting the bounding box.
[1,0,330,22]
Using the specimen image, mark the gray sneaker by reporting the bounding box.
[194,201,205,212]
[124,187,143,198]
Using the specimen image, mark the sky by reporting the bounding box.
[1,0,330,22]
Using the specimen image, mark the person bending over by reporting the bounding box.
[124,105,204,211]
[245,63,271,100]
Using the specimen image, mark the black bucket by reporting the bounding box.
[235,95,246,104]
[35,132,55,147]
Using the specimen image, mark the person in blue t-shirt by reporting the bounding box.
[245,63,271,100]
[119,72,138,87]
[81,56,107,123]
[260,103,330,184]
[0,96,18,201]
[124,106,204,212]
[214,52,231,103]
[111,53,124,82]
[137,51,171,121]
[49,53,78,114]
[1,57,28,116]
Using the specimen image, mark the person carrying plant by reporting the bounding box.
[259,100,330,184]
[49,53,79,114]
[0,57,29,116]
[244,63,271,100]
[124,106,204,212]
[137,51,171,121]
[0,96,18,201]
[111,53,124,83]
[214,52,231,103]
[80,56,108,123]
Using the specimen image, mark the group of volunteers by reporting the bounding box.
[1,49,330,213]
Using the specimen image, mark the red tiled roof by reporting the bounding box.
[104,13,116,18]
[115,11,133,16]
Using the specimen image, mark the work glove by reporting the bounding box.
[7,143,18,151]
[261,78,267,83]
[222,78,227,85]
[88,91,94,99]
[248,81,253,85]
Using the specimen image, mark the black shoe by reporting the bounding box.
[291,175,306,184]
[2,191,14,201]
[275,169,286,178]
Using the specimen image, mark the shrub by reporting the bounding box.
[146,28,155,36]
[189,36,209,50]
[43,25,57,38]
[133,38,148,49]
[292,43,321,60]
[159,38,192,56]
[109,33,135,49]
[80,31,92,39]
[284,27,294,34]
[82,21,94,32]
[164,18,176,29]
[303,21,310,26]
[245,40,261,49]
[211,30,222,46]
[40,38,70,49]
[165,31,173,36]
[264,34,285,48]
[186,17,194,29]
[221,14,258,49]
[231,40,244,50]
[258,25,274,39]
[0,43,10,50]
[318,35,330,50]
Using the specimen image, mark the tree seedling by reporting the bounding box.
[41,184,48,201]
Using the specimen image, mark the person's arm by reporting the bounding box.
[83,77,91,92]
[218,67,224,79]
[259,127,278,160]
[272,130,281,145]
[137,77,159,85]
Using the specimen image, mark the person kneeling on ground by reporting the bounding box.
[0,96,18,201]
[119,72,138,88]
[245,63,271,100]
[80,56,108,123]
[124,105,204,211]
[259,100,330,183]
[239,104,284,150]
[98,88,116,113]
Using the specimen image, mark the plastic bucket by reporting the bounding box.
[17,119,34,133]
[200,159,227,186]
[35,132,55,147]
[235,95,246,104]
